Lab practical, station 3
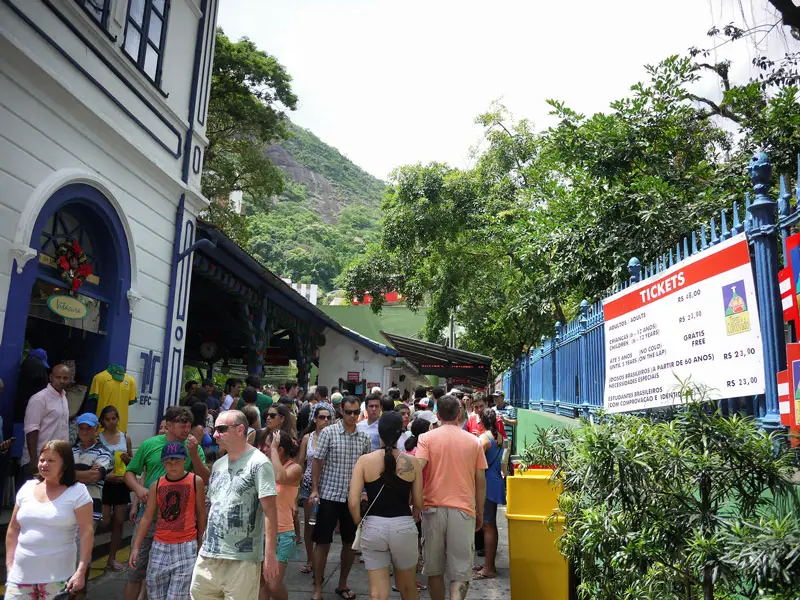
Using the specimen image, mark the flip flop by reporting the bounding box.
[472,564,484,572]
[335,587,356,600]
[105,562,124,572]
[472,571,497,580]
[300,564,313,574]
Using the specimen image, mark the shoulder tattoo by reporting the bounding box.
[396,454,414,474]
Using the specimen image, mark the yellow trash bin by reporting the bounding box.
[506,468,569,599]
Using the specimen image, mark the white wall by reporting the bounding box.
[317,328,394,392]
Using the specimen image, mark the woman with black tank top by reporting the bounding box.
[348,412,423,600]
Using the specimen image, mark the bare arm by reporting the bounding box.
[124,470,149,503]
[310,457,324,498]
[259,495,279,581]
[66,502,94,594]
[297,434,309,471]
[348,458,366,525]
[130,482,158,559]
[195,476,207,547]
[122,434,133,465]
[411,458,423,521]
[187,436,210,485]
[25,430,39,467]
[474,469,486,531]
[5,503,20,571]
[76,464,103,484]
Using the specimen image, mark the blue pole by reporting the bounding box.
[747,152,784,429]
[579,300,590,419]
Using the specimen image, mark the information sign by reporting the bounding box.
[347,371,361,382]
[603,233,765,413]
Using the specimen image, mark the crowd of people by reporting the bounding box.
[4,368,516,600]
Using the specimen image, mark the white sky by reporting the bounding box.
[218,0,799,180]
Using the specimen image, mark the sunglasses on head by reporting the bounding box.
[343,409,359,416]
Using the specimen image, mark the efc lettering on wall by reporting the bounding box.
[603,234,766,413]
[139,350,161,406]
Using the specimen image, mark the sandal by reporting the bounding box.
[472,571,497,580]
[300,564,313,574]
[472,564,484,572]
[105,562,124,572]
[335,588,356,600]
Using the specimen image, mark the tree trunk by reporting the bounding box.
[703,565,714,600]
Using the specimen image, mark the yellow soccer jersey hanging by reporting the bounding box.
[91,364,137,431]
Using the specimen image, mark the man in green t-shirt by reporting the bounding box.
[236,375,273,426]
[191,409,279,598]
[123,406,208,600]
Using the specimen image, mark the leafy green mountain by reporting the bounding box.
[246,120,386,293]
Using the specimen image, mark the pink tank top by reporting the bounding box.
[276,460,299,534]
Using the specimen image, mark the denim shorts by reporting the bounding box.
[360,515,418,571]
[276,531,299,563]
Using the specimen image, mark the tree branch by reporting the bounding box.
[768,0,800,29]
[688,94,742,124]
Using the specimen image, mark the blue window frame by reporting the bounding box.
[123,0,170,84]
[74,0,111,28]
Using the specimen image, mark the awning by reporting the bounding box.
[380,331,492,388]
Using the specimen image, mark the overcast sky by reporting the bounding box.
[218,0,798,180]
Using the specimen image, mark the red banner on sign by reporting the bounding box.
[778,267,799,326]
[777,369,791,426]
[347,371,361,382]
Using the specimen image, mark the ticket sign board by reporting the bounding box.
[603,233,765,413]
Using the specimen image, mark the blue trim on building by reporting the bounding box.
[196,0,217,126]
[4,0,182,157]
[157,0,210,420]
[0,184,132,436]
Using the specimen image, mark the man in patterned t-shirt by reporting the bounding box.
[190,410,279,599]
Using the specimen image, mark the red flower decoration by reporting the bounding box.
[77,264,93,278]
[71,277,81,292]
[58,256,70,270]
[71,241,82,255]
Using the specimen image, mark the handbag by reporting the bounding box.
[351,484,385,551]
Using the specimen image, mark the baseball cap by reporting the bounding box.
[416,410,438,425]
[28,348,50,369]
[417,398,430,408]
[330,392,343,404]
[492,390,504,397]
[76,413,98,427]
[161,441,188,461]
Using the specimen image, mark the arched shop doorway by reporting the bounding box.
[0,183,133,431]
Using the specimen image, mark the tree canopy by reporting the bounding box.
[343,53,800,370]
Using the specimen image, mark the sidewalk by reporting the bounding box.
[87,507,511,599]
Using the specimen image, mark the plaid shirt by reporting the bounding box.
[315,421,371,502]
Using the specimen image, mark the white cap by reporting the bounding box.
[371,386,382,394]
[415,410,438,425]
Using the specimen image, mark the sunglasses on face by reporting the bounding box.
[266,413,279,419]
[343,409,359,416]
[213,424,237,433]
[316,414,331,421]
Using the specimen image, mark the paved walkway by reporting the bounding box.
[87,508,511,599]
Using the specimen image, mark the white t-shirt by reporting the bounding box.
[398,431,412,453]
[7,480,92,584]
[222,394,234,410]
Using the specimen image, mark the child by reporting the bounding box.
[98,405,133,571]
[129,442,206,600]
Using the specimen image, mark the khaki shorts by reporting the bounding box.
[422,506,475,581]
[190,554,260,600]
[361,515,418,571]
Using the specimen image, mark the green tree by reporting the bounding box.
[202,29,297,211]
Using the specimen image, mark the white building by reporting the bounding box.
[0,0,219,444]
[317,326,428,398]
[281,278,319,306]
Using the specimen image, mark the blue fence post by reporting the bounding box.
[747,152,785,429]
[540,335,546,412]
[553,322,561,415]
[579,300,590,419]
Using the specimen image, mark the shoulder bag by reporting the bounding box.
[351,483,385,551]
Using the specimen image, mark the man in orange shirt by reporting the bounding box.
[416,394,487,600]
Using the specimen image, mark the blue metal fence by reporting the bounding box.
[503,152,800,428]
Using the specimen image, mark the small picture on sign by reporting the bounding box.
[791,244,800,315]
[722,280,750,336]
[793,360,800,406]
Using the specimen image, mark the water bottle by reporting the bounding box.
[308,498,319,526]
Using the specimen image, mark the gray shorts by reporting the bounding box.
[127,520,156,582]
[422,506,475,581]
[361,515,418,571]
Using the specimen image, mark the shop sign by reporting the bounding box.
[347,371,360,382]
[367,382,380,389]
[47,295,88,320]
[603,233,765,413]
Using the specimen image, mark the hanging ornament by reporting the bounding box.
[54,238,93,292]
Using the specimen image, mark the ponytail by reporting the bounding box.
[405,417,431,452]
[481,408,500,443]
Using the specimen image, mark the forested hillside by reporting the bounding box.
[246,121,386,293]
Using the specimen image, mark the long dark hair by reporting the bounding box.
[36,439,77,487]
[404,417,431,452]
[99,405,120,430]
[270,403,296,439]
[302,404,332,438]
[480,408,501,444]
[378,412,403,481]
